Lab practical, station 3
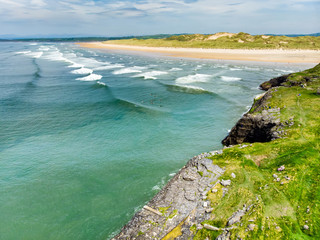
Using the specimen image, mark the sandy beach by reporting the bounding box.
[77,42,320,63]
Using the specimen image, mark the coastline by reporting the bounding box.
[77,42,320,63]
[111,64,320,239]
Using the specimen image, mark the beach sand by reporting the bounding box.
[77,42,320,63]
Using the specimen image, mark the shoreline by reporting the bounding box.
[77,42,320,63]
[112,64,320,239]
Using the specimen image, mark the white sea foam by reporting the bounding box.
[71,68,93,75]
[133,71,168,80]
[30,51,43,58]
[29,43,38,46]
[220,76,242,82]
[76,74,102,81]
[97,81,106,86]
[229,67,242,71]
[178,85,206,91]
[152,185,161,191]
[75,57,106,68]
[112,66,146,75]
[176,74,211,84]
[68,62,84,68]
[38,46,50,51]
[43,50,69,62]
[277,69,294,73]
[16,51,43,58]
[16,51,31,54]
[169,67,182,71]
[94,64,124,71]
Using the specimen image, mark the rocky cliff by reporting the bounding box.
[111,63,320,240]
[222,63,320,146]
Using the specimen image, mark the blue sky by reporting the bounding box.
[0,0,319,37]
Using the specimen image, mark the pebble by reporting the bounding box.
[197,224,203,230]
[203,202,208,208]
[220,179,231,186]
[248,224,256,231]
[212,189,218,193]
[205,208,214,213]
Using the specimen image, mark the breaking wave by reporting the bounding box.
[176,74,211,84]
[76,74,102,81]
[220,76,242,82]
[133,71,168,80]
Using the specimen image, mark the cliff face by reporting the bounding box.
[222,90,281,146]
[222,63,320,146]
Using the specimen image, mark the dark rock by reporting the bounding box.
[222,111,280,146]
[260,74,290,90]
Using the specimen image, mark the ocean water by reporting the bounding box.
[0,42,309,239]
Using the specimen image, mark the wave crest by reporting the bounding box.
[176,74,211,84]
[220,76,242,82]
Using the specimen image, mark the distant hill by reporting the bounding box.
[0,34,185,42]
[105,32,320,50]
[266,33,320,37]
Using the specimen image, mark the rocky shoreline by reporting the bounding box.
[111,68,314,240]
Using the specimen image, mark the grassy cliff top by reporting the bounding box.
[192,64,320,239]
[104,32,320,50]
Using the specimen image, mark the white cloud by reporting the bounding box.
[31,0,46,7]
[0,0,318,36]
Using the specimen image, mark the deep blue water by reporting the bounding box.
[0,42,309,239]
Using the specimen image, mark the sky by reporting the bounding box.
[0,0,319,37]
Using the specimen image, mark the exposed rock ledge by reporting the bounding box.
[113,152,225,239]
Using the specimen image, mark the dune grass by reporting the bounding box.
[193,64,320,239]
[104,32,320,50]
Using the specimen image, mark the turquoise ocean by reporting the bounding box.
[0,42,309,239]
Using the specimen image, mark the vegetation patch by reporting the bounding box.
[105,32,320,50]
[191,64,320,239]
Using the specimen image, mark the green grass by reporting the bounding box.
[193,64,320,239]
[104,32,320,50]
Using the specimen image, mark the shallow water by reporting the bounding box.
[0,42,310,239]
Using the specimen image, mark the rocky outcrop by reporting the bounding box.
[222,87,282,146]
[112,152,225,240]
[259,74,290,90]
[259,64,320,90]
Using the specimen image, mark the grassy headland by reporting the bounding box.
[104,32,320,50]
[193,64,320,239]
